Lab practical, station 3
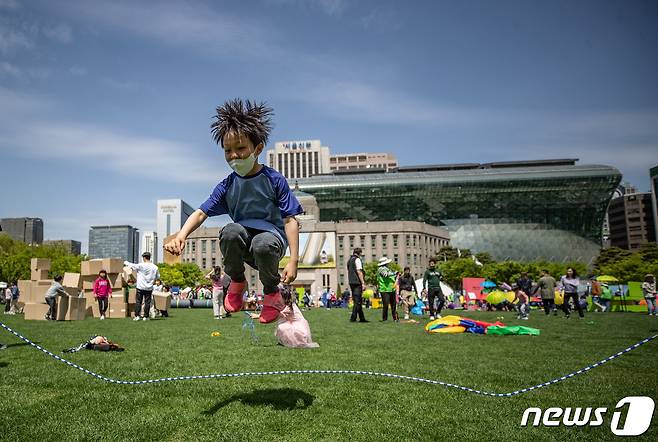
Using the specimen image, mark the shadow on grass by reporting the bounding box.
[6,342,37,348]
[0,362,8,368]
[202,388,315,415]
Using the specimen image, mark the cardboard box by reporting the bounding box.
[65,297,86,321]
[82,275,97,291]
[86,303,101,318]
[128,302,136,317]
[108,273,123,290]
[102,258,124,274]
[30,258,51,271]
[56,296,70,321]
[17,280,33,303]
[23,302,50,320]
[63,287,80,297]
[80,259,104,276]
[153,293,172,311]
[107,300,128,318]
[31,269,49,281]
[127,288,137,304]
[32,280,53,301]
[63,272,82,289]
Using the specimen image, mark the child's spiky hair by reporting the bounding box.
[211,98,274,148]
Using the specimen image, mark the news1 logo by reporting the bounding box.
[521,397,655,436]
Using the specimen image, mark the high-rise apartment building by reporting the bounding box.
[0,217,43,245]
[607,193,656,250]
[266,140,331,179]
[88,225,140,262]
[156,199,194,263]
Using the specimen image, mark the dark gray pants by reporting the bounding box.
[45,297,57,320]
[135,289,152,318]
[219,223,284,293]
[349,284,366,322]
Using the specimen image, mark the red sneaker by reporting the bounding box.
[259,289,285,324]
[224,280,247,313]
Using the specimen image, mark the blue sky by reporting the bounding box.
[1,0,657,253]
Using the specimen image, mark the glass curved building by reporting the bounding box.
[295,159,622,263]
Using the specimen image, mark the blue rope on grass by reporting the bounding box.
[1,320,656,397]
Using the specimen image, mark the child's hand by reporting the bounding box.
[165,237,185,255]
[281,261,298,284]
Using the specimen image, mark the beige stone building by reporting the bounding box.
[179,191,449,296]
[329,152,398,172]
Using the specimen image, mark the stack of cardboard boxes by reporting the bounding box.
[81,258,126,318]
[21,258,52,320]
[22,258,89,321]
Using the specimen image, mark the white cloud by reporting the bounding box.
[0,20,36,54]
[0,87,226,184]
[69,66,87,76]
[58,0,283,60]
[42,23,72,44]
[0,60,21,76]
[0,0,19,10]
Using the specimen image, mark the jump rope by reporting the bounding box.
[1,319,656,398]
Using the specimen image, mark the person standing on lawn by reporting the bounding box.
[164,99,303,324]
[124,252,160,321]
[559,267,584,319]
[377,256,399,322]
[537,269,557,316]
[423,259,444,320]
[92,270,112,320]
[206,266,229,319]
[397,267,418,320]
[348,248,368,323]
[641,274,657,316]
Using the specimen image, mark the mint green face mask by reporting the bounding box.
[229,154,256,176]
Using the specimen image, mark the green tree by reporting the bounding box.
[474,252,495,265]
[438,258,482,289]
[434,246,472,262]
[593,247,632,271]
[157,263,205,287]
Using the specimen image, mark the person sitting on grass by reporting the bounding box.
[165,99,303,324]
[92,270,112,320]
[44,275,68,321]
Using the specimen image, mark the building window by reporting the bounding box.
[211,258,216,267]
[406,254,411,265]
[393,235,398,247]
[211,240,217,253]
[191,241,196,253]
[382,235,388,249]
[359,235,366,247]
[340,274,344,286]
[393,253,399,264]
[202,258,207,268]
[406,235,410,247]
[166,214,171,236]
[201,240,206,253]
[349,236,355,249]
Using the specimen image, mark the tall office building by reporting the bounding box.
[156,199,195,263]
[266,140,331,179]
[330,152,398,172]
[89,225,140,262]
[141,231,158,262]
[43,240,82,255]
[603,193,655,251]
[0,217,43,245]
[649,166,658,240]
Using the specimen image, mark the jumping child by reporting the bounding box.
[165,99,303,323]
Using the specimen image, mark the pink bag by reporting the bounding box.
[275,304,319,349]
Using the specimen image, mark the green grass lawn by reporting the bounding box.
[1,307,657,441]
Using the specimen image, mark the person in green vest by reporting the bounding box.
[423,259,444,320]
[377,257,399,322]
[599,283,613,312]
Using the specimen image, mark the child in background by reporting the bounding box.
[92,270,112,320]
[165,99,303,324]
[600,283,613,312]
[641,274,657,316]
[514,284,529,320]
[44,275,68,320]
